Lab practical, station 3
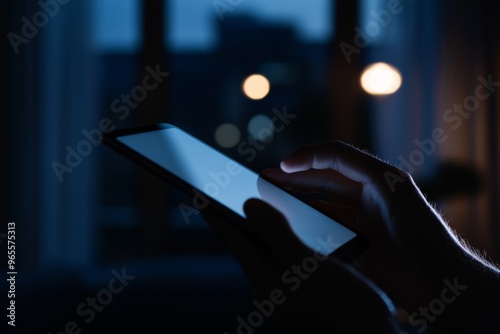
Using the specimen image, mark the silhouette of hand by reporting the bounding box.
[203,198,400,333]
[262,141,500,331]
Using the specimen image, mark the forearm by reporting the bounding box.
[413,232,500,333]
[394,182,500,331]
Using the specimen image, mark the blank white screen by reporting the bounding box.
[117,126,356,255]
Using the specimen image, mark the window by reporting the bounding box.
[91,0,142,53]
[167,0,333,52]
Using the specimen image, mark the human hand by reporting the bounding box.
[203,199,400,333]
[261,141,500,330]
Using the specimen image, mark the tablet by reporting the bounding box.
[101,123,369,259]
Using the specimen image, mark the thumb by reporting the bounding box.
[244,198,313,266]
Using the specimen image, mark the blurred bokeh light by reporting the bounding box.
[248,114,274,142]
[214,123,241,148]
[242,74,271,100]
[360,62,402,95]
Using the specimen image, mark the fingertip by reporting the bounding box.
[244,198,273,223]
[280,160,299,173]
[244,198,274,216]
[243,198,287,225]
[281,148,312,173]
[279,160,290,172]
[243,198,263,216]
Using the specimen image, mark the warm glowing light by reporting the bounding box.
[215,123,241,148]
[360,62,402,95]
[242,74,270,100]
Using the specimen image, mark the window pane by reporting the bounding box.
[91,0,142,52]
[167,0,333,52]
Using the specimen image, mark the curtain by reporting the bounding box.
[435,0,500,260]
[7,0,98,267]
[370,0,500,260]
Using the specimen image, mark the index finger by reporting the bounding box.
[280,141,404,187]
[261,168,362,204]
